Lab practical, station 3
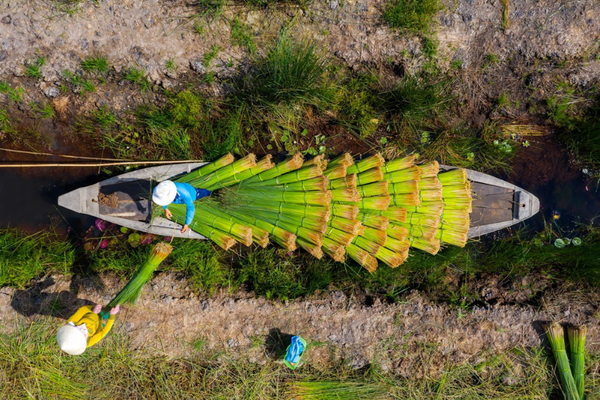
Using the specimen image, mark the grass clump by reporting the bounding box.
[337,73,381,138]
[25,55,46,79]
[383,0,442,34]
[81,56,109,74]
[230,18,257,54]
[0,230,76,288]
[380,73,450,134]
[0,81,25,103]
[237,248,334,300]
[169,240,230,294]
[233,34,332,108]
[123,67,151,91]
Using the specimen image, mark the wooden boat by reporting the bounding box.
[58,163,540,240]
[442,166,540,238]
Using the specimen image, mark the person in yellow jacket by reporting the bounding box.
[56,304,120,355]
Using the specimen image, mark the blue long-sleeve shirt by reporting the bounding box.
[164,182,197,225]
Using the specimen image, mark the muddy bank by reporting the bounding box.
[1,272,598,377]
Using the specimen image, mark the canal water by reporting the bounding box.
[0,135,598,236]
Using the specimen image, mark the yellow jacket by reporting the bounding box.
[68,305,116,348]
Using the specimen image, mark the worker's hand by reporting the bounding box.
[165,209,173,220]
[181,224,189,233]
[92,304,101,314]
[109,305,120,315]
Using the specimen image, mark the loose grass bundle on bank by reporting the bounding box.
[106,243,173,308]
[545,322,580,400]
[568,325,586,400]
[287,381,389,400]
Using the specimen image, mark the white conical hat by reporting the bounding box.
[57,325,87,355]
[152,180,177,206]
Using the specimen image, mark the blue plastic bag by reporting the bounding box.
[284,336,307,369]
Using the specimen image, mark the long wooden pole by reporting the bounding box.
[0,160,204,168]
[0,147,132,161]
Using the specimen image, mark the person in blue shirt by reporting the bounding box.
[152,180,211,233]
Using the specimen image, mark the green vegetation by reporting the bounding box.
[1,317,599,399]
[165,58,176,71]
[25,55,46,79]
[230,18,257,53]
[203,45,221,66]
[81,56,109,74]
[0,81,25,103]
[383,0,442,34]
[2,221,600,304]
[0,230,75,288]
[123,67,151,91]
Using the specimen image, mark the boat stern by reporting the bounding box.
[58,185,100,216]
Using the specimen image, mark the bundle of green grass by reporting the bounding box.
[545,323,587,400]
[169,152,472,272]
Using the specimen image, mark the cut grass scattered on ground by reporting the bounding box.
[1,318,598,399]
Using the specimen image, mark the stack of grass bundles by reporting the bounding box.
[177,153,234,184]
[183,154,257,188]
[545,322,581,400]
[168,153,473,273]
[106,243,173,309]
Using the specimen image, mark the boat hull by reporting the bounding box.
[59,163,541,240]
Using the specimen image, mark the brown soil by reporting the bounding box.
[2,272,599,376]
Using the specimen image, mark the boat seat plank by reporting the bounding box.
[471,182,513,196]
[470,206,513,226]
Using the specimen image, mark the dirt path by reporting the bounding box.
[1,273,598,377]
